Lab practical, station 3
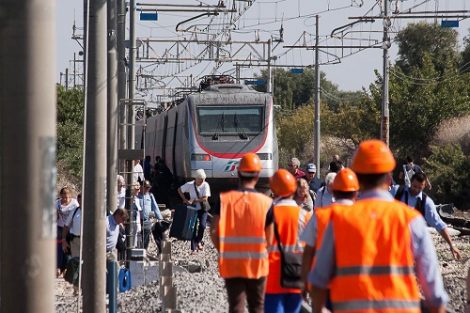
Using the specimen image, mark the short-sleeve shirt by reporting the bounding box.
[179,180,211,210]
[64,207,81,236]
[132,163,144,183]
[117,187,126,209]
[56,198,80,228]
[106,215,120,252]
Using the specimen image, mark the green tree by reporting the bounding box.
[424,144,470,210]
[395,22,459,75]
[371,23,470,159]
[57,86,84,178]
[255,68,340,110]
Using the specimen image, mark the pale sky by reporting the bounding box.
[56,0,470,93]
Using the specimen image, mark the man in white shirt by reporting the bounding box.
[132,160,144,184]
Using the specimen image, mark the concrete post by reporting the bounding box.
[82,0,108,311]
[0,0,56,312]
[107,0,118,214]
[162,286,177,310]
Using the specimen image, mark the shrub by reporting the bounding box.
[424,144,470,210]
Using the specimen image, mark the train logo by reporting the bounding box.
[224,160,239,172]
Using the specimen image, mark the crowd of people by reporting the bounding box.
[210,142,466,313]
[55,143,470,313]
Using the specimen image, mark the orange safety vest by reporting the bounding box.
[266,199,311,294]
[314,202,353,255]
[218,190,273,279]
[329,198,421,313]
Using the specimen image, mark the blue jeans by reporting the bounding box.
[191,210,208,251]
[264,293,302,313]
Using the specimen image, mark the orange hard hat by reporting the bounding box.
[238,153,262,175]
[270,169,297,197]
[332,168,359,192]
[351,139,396,174]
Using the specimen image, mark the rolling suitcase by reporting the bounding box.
[169,204,198,240]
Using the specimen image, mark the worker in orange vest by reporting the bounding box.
[210,153,273,313]
[265,169,312,313]
[300,168,359,308]
[310,139,448,313]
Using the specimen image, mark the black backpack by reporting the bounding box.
[64,257,80,286]
[394,186,427,216]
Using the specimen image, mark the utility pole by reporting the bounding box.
[82,0,107,312]
[314,15,321,178]
[107,0,118,215]
[74,52,77,87]
[267,39,272,94]
[127,0,137,247]
[117,0,127,173]
[0,0,56,312]
[65,68,69,90]
[381,0,390,145]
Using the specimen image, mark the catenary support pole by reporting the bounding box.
[82,0,107,311]
[107,0,118,214]
[117,0,127,173]
[381,0,390,145]
[126,0,137,247]
[267,39,272,94]
[74,52,77,88]
[314,15,321,178]
[65,68,69,90]
[0,0,56,312]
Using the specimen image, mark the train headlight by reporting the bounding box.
[191,154,212,161]
[257,153,272,160]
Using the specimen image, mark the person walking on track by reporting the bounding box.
[391,172,461,260]
[210,153,273,313]
[177,169,211,253]
[310,139,448,313]
[265,169,312,313]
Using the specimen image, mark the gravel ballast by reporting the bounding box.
[55,227,470,312]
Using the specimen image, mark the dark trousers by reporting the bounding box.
[141,220,153,250]
[152,220,171,253]
[191,210,208,251]
[225,277,266,313]
[57,226,69,271]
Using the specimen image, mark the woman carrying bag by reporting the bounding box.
[177,169,211,253]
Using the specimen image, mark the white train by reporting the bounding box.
[143,78,278,191]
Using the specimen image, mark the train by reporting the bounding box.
[142,76,278,191]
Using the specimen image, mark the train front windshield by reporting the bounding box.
[197,106,264,135]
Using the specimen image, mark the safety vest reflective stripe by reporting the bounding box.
[337,265,414,276]
[219,251,268,259]
[333,300,420,311]
[219,236,266,244]
[267,244,303,253]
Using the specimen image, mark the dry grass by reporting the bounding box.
[434,115,470,154]
[56,160,81,197]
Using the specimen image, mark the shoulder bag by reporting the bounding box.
[193,183,210,212]
[273,220,304,289]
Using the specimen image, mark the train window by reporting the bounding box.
[197,106,264,136]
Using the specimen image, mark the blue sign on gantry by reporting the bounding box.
[140,12,158,21]
[441,20,459,28]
